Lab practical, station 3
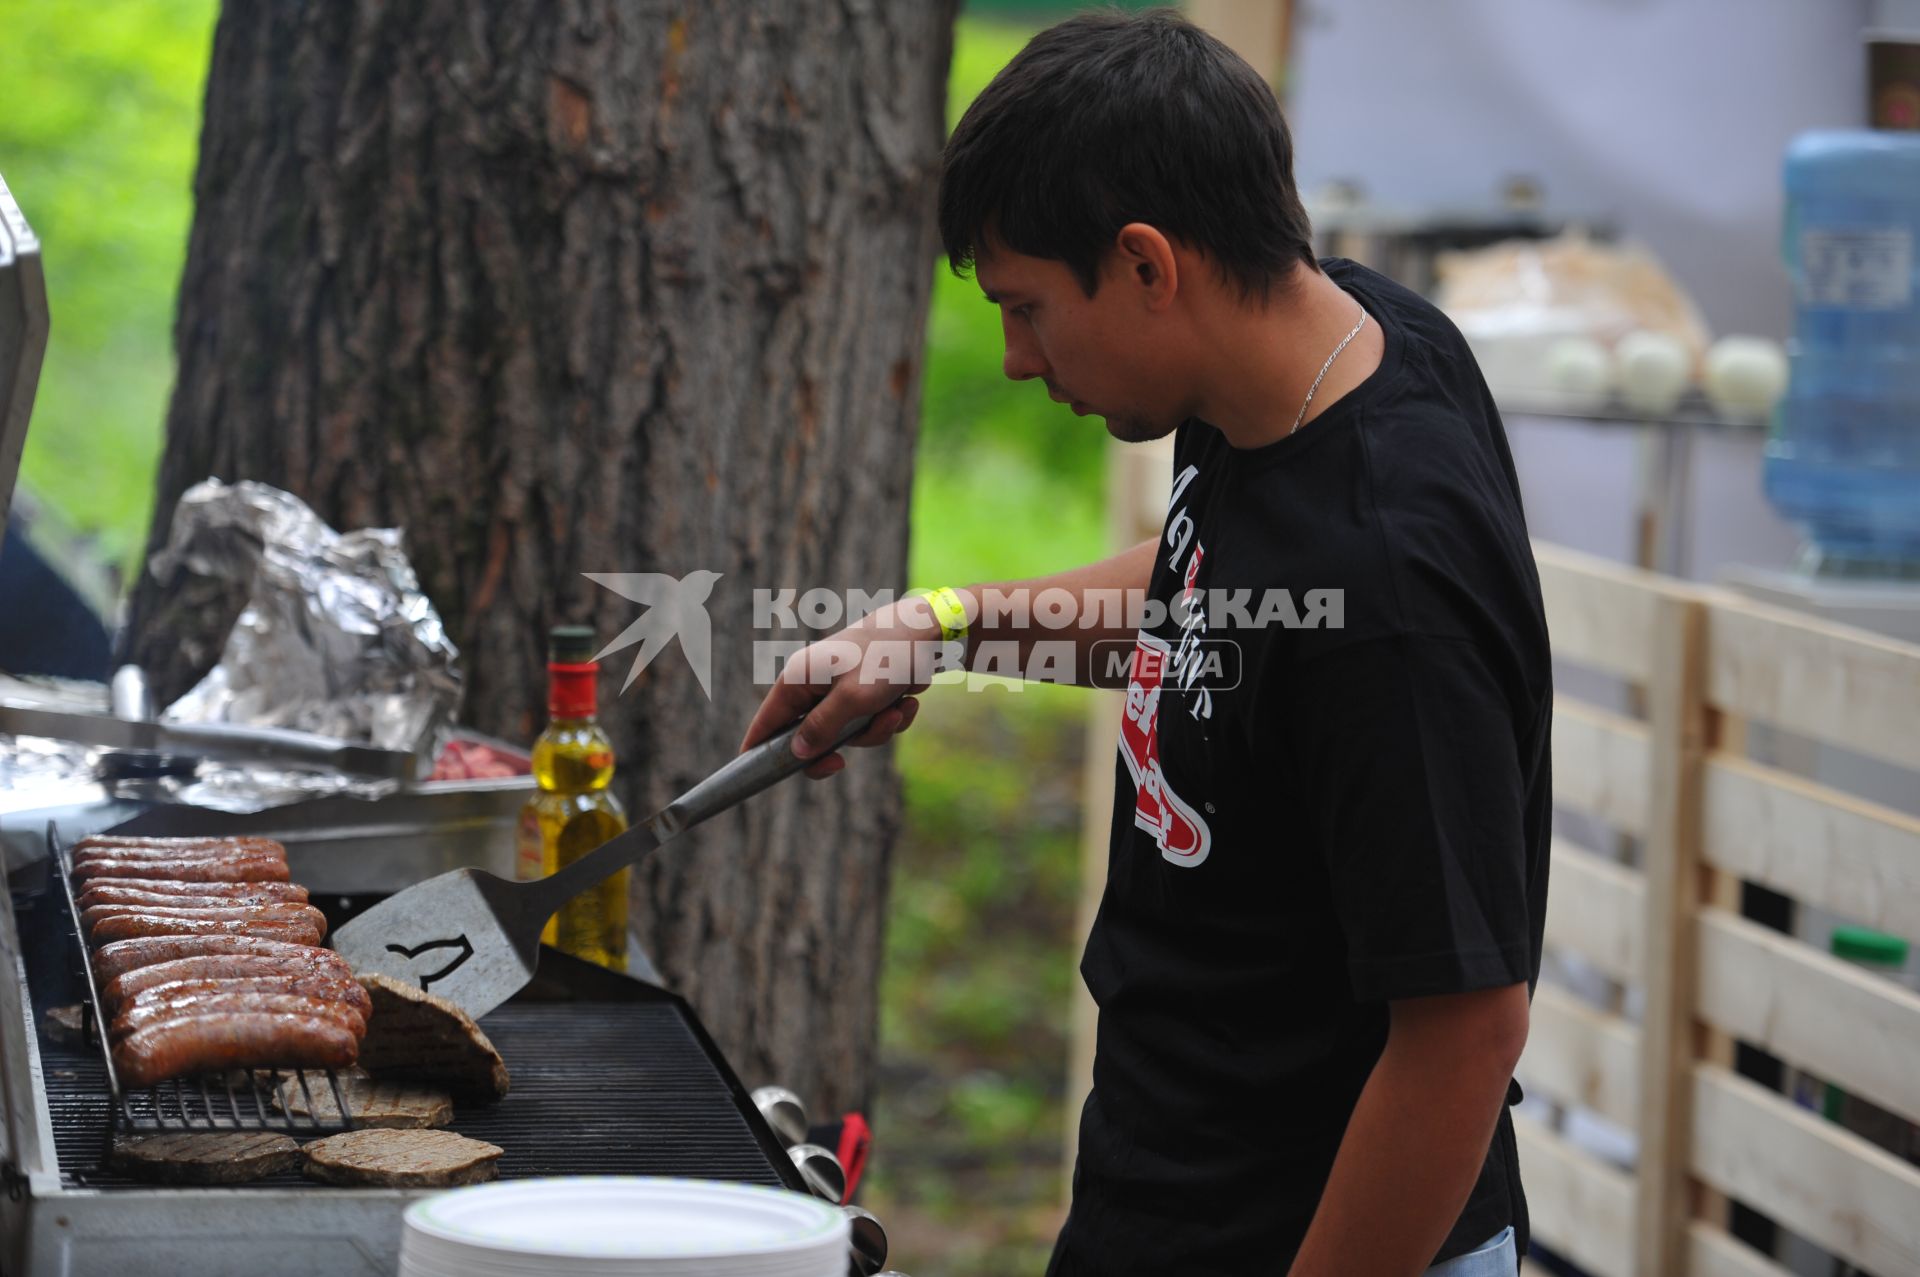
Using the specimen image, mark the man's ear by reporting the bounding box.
[1113,223,1178,312]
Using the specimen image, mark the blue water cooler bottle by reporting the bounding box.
[1765,131,1920,573]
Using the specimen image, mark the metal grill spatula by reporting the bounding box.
[330,715,870,1017]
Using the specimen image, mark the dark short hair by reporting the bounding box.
[939,7,1317,300]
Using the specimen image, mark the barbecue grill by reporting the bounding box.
[2,828,816,1276]
[0,169,883,1277]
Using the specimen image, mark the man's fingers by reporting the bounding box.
[802,752,847,780]
[796,695,895,759]
[745,634,926,760]
[838,703,910,751]
[798,699,921,780]
[739,677,820,753]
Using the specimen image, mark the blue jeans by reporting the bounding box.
[1423,1226,1517,1276]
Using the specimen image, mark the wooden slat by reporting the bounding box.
[1702,753,1920,939]
[1633,591,1710,1277]
[1691,1065,1920,1275]
[1687,1223,1797,1277]
[1705,591,1920,772]
[1696,801,1747,1236]
[1696,908,1920,1125]
[1552,699,1652,835]
[1544,839,1645,983]
[1534,541,1674,683]
[1512,1113,1635,1277]
[1520,984,1639,1127]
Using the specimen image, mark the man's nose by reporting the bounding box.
[1001,316,1047,382]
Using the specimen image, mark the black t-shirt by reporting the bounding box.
[1052,260,1552,1276]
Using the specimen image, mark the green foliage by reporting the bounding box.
[912,20,1107,583]
[883,685,1084,1064]
[0,0,217,571]
[866,687,1088,1270]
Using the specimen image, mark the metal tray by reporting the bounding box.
[99,779,533,895]
[0,698,421,781]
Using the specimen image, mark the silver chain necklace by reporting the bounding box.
[1287,302,1370,437]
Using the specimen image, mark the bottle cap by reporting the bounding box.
[1831,925,1909,967]
[549,625,597,665]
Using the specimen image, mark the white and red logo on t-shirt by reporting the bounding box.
[1118,463,1214,868]
[1119,631,1212,867]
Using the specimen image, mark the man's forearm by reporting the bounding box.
[748,537,1158,762]
[955,537,1156,687]
[1287,987,1527,1277]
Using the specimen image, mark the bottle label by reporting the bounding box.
[1799,228,1913,310]
[515,806,545,882]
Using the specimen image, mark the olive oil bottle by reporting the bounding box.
[516,625,630,971]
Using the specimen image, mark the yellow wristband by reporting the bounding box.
[916,586,969,644]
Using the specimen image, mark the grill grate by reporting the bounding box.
[50,826,355,1135]
[19,885,792,1192]
[40,1003,790,1190]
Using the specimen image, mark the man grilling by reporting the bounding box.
[740,11,1549,1276]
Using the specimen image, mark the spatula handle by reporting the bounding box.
[525,714,875,914]
[661,714,875,833]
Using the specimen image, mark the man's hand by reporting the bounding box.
[737,592,960,778]
[1287,982,1530,1277]
[738,539,1157,777]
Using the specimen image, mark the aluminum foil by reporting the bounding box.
[166,762,401,813]
[149,479,462,763]
[0,731,101,802]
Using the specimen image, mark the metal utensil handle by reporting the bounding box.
[529,714,873,911]
[660,714,874,834]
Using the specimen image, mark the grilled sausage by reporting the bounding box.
[74,850,286,874]
[78,884,310,912]
[112,990,367,1041]
[119,973,372,1019]
[112,1013,359,1088]
[90,913,324,948]
[82,891,243,914]
[73,856,291,884]
[91,935,344,984]
[83,902,327,939]
[75,835,286,855]
[103,950,360,1007]
[74,842,285,864]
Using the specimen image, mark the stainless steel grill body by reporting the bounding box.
[2,872,802,1275]
[0,167,49,556]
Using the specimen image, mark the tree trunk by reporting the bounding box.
[126,0,956,1115]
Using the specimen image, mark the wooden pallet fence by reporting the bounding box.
[1523,543,1920,1276]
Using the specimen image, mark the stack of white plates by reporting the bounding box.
[399,1177,850,1277]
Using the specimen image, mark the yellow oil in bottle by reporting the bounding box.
[516,626,629,971]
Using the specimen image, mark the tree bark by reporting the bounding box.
[127,0,956,1114]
